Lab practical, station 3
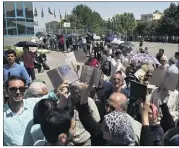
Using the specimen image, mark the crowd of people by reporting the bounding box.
[137,35,179,44]
[3,33,179,146]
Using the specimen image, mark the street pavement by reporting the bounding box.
[36,42,178,90]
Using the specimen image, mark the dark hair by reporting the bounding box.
[159,49,164,53]
[101,61,111,76]
[115,50,122,56]
[5,49,16,57]
[116,70,123,75]
[5,76,26,90]
[175,52,179,56]
[33,99,57,124]
[41,107,74,144]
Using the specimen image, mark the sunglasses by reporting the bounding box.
[9,86,27,93]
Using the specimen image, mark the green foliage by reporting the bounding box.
[134,3,179,36]
[159,3,179,36]
[111,13,137,35]
[56,3,178,36]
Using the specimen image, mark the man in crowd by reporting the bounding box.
[111,72,128,97]
[24,81,48,99]
[110,49,125,76]
[22,47,36,81]
[150,84,179,124]
[105,92,142,144]
[3,49,30,86]
[156,49,164,63]
[3,76,59,146]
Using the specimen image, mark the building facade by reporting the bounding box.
[141,10,163,22]
[45,21,59,34]
[3,1,35,45]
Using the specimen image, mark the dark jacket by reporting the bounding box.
[140,125,154,146]
[76,103,144,146]
[150,124,164,146]
[160,103,176,133]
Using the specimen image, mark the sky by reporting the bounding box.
[33,1,178,29]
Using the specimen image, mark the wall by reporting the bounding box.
[4,35,34,45]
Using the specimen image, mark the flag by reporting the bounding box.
[41,7,44,18]
[59,10,62,21]
[54,8,56,18]
[34,8,37,17]
[48,7,53,15]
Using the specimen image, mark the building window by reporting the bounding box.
[26,19,34,34]
[16,2,24,17]
[3,18,7,35]
[5,2,15,17]
[16,18,26,35]
[4,1,34,36]
[3,3,5,17]
[24,2,33,18]
[6,18,17,35]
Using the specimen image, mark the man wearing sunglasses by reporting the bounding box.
[111,72,128,97]
[3,76,59,146]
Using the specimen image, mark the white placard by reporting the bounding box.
[134,68,146,80]
[63,22,70,28]
[64,52,77,65]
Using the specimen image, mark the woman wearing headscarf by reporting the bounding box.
[103,111,136,146]
[75,101,139,145]
[148,104,164,146]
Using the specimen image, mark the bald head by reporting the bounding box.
[25,82,48,99]
[107,92,127,113]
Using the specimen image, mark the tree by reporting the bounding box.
[134,21,148,36]
[159,3,179,36]
[111,13,137,35]
[144,20,160,36]
[71,4,93,29]
[91,11,103,33]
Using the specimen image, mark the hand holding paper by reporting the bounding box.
[55,81,70,108]
[55,81,69,99]
[69,82,89,105]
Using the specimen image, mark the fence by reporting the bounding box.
[57,29,86,35]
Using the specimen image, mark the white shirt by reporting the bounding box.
[150,88,179,123]
[111,58,124,70]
